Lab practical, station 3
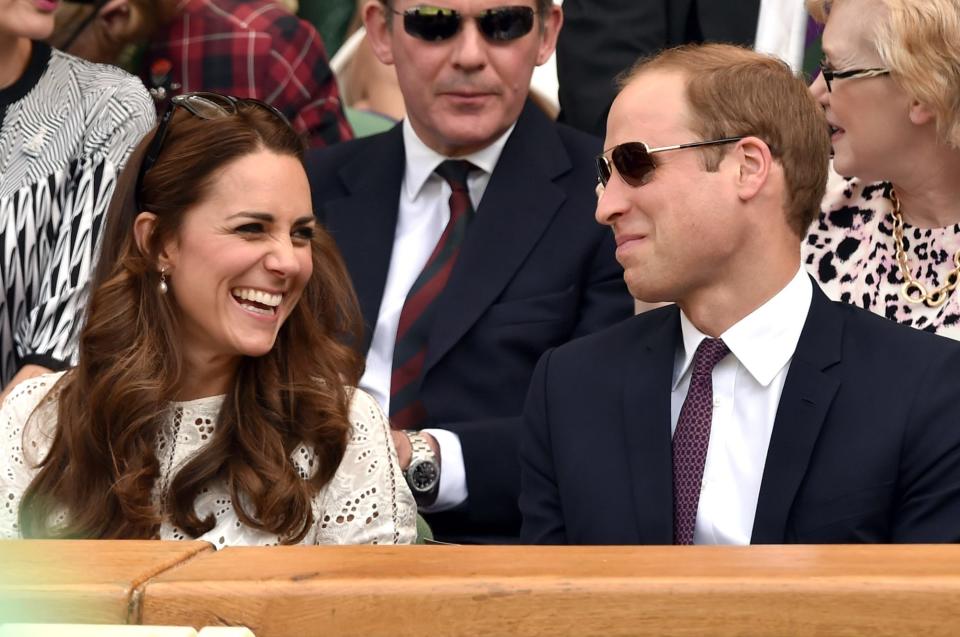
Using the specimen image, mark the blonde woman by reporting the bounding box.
[803,0,960,338]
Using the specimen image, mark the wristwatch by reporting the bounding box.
[403,430,440,500]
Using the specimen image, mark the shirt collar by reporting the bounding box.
[673,267,813,389]
[401,118,515,201]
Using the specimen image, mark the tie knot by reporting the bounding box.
[435,159,474,191]
[691,338,729,377]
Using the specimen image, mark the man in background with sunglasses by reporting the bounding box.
[306,0,631,543]
[520,43,960,545]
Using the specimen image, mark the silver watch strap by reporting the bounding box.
[405,430,435,461]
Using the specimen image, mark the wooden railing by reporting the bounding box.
[3,542,960,636]
[0,540,210,625]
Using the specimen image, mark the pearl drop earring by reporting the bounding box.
[158,267,168,294]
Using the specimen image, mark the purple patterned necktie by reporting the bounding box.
[673,337,730,545]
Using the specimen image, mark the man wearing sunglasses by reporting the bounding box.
[520,43,960,545]
[305,0,631,543]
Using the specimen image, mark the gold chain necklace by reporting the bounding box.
[892,189,960,307]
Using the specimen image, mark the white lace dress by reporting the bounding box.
[0,373,417,546]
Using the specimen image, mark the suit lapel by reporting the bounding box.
[423,102,571,373]
[751,282,843,543]
[621,309,679,544]
[320,126,405,350]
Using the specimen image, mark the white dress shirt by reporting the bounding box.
[671,267,813,544]
[359,119,515,511]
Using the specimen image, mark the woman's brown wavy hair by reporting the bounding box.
[19,103,364,543]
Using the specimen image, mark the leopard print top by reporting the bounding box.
[802,169,960,340]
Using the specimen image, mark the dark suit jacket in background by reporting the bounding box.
[306,101,633,543]
[557,0,760,137]
[521,283,960,544]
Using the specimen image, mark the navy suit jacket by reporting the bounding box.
[305,102,633,542]
[521,283,960,544]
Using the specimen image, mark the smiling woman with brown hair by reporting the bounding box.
[0,93,416,545]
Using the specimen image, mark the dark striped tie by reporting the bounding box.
[673,337,730,545]
[390,160,476,429]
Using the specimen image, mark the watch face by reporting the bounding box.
[410,459,439,493]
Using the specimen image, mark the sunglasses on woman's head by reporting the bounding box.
[135,92,291,210]
[390,4,535,42]
[596,137,746,188]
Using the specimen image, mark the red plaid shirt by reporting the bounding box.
[142,0,353,147]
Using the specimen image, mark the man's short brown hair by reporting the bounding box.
[620,44,831,238]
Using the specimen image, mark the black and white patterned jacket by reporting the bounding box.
[0,41,154,384]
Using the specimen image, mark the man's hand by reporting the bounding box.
[391,429,441,470]
[0,364,51,404]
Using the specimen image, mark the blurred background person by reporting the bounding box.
[51,0,352,148]
[337,20,407,123]
[803,0,960,339]
[556,0,822,138]
[556,0,760,137]
[0,0,153,395]
[49,0,156,70]
[0,93,416,545]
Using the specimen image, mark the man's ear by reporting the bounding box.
[733,136,772,202]
[96,0,137,40]
[362,0,396,66]
[536,4,563,66]
[133,212,178,271]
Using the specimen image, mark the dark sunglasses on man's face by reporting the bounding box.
[596,137,745,188]
[390,5,535,42]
